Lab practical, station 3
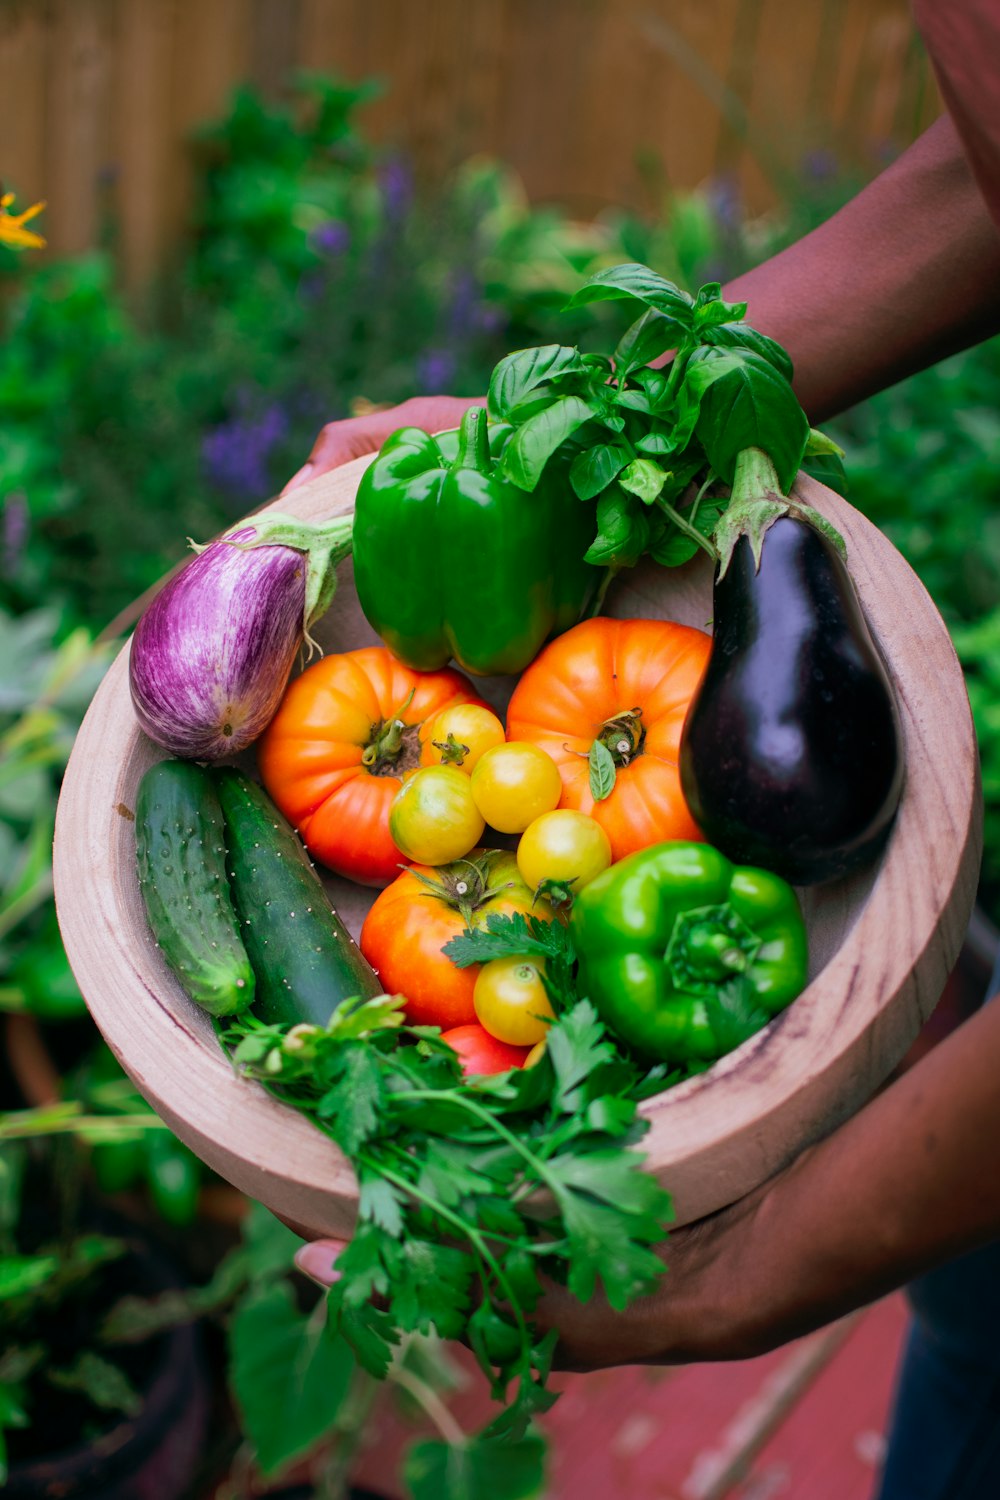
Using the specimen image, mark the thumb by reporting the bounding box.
[294,1238,347,1287]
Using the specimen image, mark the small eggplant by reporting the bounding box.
[679,457,904,886]
[129,513,352,761]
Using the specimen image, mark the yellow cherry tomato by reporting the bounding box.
[473,956,554,1047]
[516,810,613,898]
[389,765,485,865]
[420,704,506,773]
[470,742,562,834]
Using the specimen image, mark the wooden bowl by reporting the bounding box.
[53,459,982,1237]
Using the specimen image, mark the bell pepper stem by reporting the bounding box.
[453,406,492,474]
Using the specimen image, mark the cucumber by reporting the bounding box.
[135,760,256,1016]
[212,767,382,1027]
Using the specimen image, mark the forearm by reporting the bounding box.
[721,116,1000,421]
[714,998,1000,1356]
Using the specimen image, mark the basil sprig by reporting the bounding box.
[487,263,846,579]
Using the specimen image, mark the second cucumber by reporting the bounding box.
[212,766,382,1027]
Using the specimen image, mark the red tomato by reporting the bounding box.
[506,616,712,862]
[257,646,488,885]
[440,1024,531,1077]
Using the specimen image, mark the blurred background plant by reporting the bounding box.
[1,47,999,1497]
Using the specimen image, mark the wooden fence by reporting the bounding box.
[1,0,939,289]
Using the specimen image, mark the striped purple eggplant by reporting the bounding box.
[129,513,353,761]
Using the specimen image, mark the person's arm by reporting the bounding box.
[525,992,1000,1370]
[721,115,1000,422]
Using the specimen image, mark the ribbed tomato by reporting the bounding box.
[505,616,712,862]
[257,646,488,885]
[359,849,544,1028]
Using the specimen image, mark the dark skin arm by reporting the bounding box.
[284,114,1000,497]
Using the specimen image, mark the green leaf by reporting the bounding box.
[0,1253,58,1301]
[588,741,616,801]
[613,308,678,380]
[651,494,727,568]
[317,1041,385,1153]
[488,346,586,422]
[583,489,649,568]
[569,443,630,500]
[48,1352,141,1418]
[564,263,694,327]
[704,321,794,381]
[687,347,809,490]
[359,1167,407,1237]
[328,1281,400,1380]
[390,1239,474,1340]
[557,1190,667,1310]
[693,283,747,328]
[442,911,568,970]
[545,1000,616,1113]
[619,458,667,505]
[800,450,848,497]
[702,978,771,1054]
[229,1282,355,1476]
[404,1427,547,1500]
[499,396,596,492]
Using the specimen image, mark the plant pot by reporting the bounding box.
[4,1235,211,1500]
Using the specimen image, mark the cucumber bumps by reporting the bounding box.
[135,761,380,1024]
[135,760,255,1016]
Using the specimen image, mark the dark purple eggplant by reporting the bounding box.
[679,513,904,885]
[129,513,352,761]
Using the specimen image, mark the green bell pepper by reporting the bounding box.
[571,841,808,1063]
[352,406,600,676]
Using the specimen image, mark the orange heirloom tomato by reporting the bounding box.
[505,616,712,862]
[359,849,544,1029]
[257,646,488,886]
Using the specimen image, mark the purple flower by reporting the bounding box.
[2,491,28,578]
[311,220,351,256]
[378,156,414,222]
[416,349,457,394]
[447,270,478,338]
[202,403,289,502]
[802,148,838,183]
[474,303,507,336]
[705,174,743,232]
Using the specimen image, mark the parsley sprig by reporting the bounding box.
[217,917,676,1444]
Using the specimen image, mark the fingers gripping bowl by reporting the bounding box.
[53,455,981,1239]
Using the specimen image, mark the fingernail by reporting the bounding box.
[281,461,315,495]
[294,1240,345,1287]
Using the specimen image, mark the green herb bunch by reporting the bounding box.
[488,262,847,586]
[218,913,677,1461]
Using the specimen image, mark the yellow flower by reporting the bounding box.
[0,191,46,249]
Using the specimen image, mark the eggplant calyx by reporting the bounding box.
[713,447,846,578]
[213,512,355,657]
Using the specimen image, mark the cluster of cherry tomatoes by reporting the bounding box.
[256,616,713,1075]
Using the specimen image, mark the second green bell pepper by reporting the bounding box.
[352,407,601,676]
[571,841,808,1063]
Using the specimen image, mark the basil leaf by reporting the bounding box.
[619,458,666,505]
[583,489,649,567]
[499,395,596,492]
[800,450,849,497]
[631,367,670,405]
[634,425,675,456]
[613,308,678,381]
[613,388,655,414]
[651,494,727,567]
[693,282,747,329]
[588,741,616,801]
[488,346,586,422]
[704,321,794,381]
[687,347,809,490]
[563,263,695,327]
[570,443,630,500]
[804,427,845,459]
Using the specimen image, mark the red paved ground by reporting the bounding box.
[350,1294,909,1500]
